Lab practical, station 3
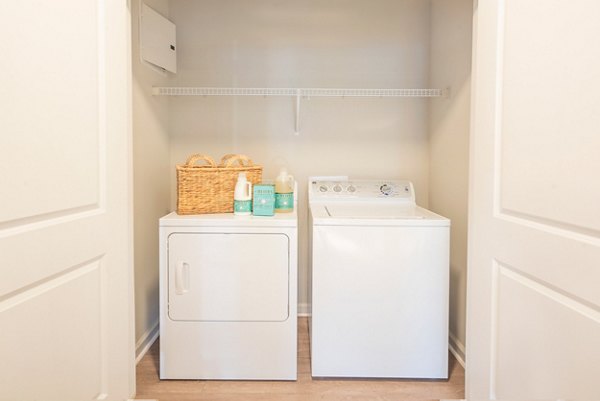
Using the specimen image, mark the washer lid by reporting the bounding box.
[325,204,424,219]
[311,203,449,226]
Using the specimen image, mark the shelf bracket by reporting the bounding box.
[295,89,301,135]
[443,86,452,98]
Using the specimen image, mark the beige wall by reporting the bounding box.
[131,1,473,362]
[167,0,433,311]
[428,0,473,364]
[132,0,172,356]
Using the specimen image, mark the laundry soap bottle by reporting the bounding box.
[274,168,294,213]
[233,172,252,215]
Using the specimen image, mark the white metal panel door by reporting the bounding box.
[0,1,134,400]
[467,0,600,399]
[168,233,289,322]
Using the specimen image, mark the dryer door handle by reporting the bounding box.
[175,261,190,294]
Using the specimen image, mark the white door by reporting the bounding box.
[0,1,134,400]
[168,233,289,322]
[467,0,600,399]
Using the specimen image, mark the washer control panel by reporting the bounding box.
[310,179,415,201]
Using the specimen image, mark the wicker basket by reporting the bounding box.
[176,154,263,214]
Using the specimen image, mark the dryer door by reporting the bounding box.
[167,233,289,322]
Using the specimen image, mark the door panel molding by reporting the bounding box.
[491,260,600,399]
[493,261,600,326]
[494,0,600,233]
[492,0,600,240]
[497,209,600,243]
[0,205,104,237]
[0,256,104,309]
[0,0,107,228]
[0,258,107,400]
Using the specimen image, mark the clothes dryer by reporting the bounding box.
[159,209,297,380]
[308,178,449,378]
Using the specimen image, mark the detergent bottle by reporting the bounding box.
[233,172,252,215]
[274,168,294,213]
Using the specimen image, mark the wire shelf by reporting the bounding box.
[152,86,448,134]
[152,87,444,97]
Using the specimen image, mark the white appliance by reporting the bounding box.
[159,207,298,380]
[308,178,450,379]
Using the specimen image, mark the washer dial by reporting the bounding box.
[380,183,393,196]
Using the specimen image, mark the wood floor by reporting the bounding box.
[136,318,465,401]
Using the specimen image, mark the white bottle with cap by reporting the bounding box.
[233,172,252,215]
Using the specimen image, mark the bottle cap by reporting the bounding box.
[276,168,288,181]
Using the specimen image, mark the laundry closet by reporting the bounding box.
[4,0,600,399]
[131,0,473,369]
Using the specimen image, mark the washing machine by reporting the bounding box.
[308,178,450,379]
[159,207,297,380]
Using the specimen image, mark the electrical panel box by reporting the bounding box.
[141,4,176,73]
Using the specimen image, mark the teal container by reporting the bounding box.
[275,192,294,212]
[234,199,252,214]
[252,184,275,216]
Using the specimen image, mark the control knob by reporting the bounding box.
[380,183,393,196]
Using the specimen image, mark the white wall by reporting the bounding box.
[428,0,473,364]
[167,0,432,311]
[132,0,172,357]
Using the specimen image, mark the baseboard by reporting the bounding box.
[448,331,466,368]
[298,302,311,317]
[135,319,159,364]
[138,305,464,369]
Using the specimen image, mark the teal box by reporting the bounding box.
[252,184,275,216]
